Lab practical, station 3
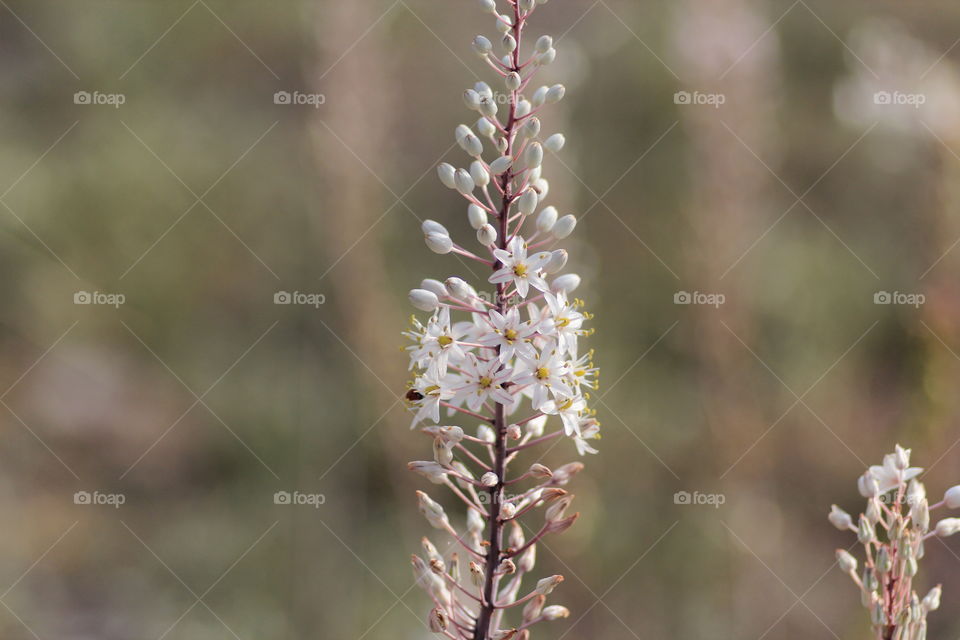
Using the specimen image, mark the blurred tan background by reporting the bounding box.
[2,0,960,638]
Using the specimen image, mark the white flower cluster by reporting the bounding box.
[403,1,598,639]
[829,445,960,640]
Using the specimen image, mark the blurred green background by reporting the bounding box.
[2,0,960,638]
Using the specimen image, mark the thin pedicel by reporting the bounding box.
[403,1,599,638]
[829,445,960,640]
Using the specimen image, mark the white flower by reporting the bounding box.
[450,353,514,412]
[861,448,923,495]
[828,504,853,530]
[543,291,585,357]
[406,307,467,373]
[540,394,586,437]
[479,306,539,362]
[572,416,600,455]
[515,343,572,410]
[489,236,551,297]
[407,368,454,428]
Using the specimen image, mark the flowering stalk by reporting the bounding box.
[829,445,960,640]
[403,1,599,638]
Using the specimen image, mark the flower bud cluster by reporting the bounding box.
[405,1,594,638]
[829,445,960,640]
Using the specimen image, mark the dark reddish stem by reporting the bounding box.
[474,6,523,639]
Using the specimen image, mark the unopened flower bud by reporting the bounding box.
[422,219,448,236]
[455,123,472,143]
[535,35,553,53]
[468,203,487,229]
[500,502,517,520]
[522,142,543,169]
[913,498,930,532]
[502,33,517,53]
[526,414,547,437]
[425,232,453,254]
[531,85,548,107]
[894,444,910,470]
[445,277,472,300]
[536,48,557,65]
[552,214,577,239]
[876,547,892,573]
[463,89,481,110]
[935,517,960,537]
[534,575,564,595]
[438,163,457,189]
[479,96,498,118]
[857,515,875,544]
[858,471,880,498]
[546,84,565,103]
[409,288,440,311]
[537,206,558,232]
[506,424,522,440]
[470,160,490,187]
[517,189,538,216]
[544,133,565,153]
[461,133,483,157]
[477,117,496,138]
[542,605,570,620]
[481,471,499,487]
[828,505,852,530]
[865,497,881,525]
[521,117,541,139]
[454,168,475,194]
[836,549,857,574]
[479,0,496,12]
[944,485,960,509]
[923,585,942,611]
[505,72,522,91]
[472,35,493,55]
[489,155,513,175]
[478,424,495,443]
[515,99,532,118]
[551,273,581,293]
[420,278,447,299]
[478,223,497,246]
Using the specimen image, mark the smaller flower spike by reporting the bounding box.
[829,445,960,639]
